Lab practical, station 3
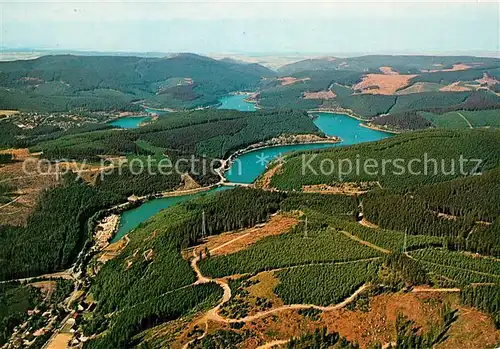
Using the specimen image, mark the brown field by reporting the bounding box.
[422,63,473,73]
[0,110,18,117]
[439,81,471,92]
[45,333,72,349]
[379,66,398,75]
[30,280,57,297]
[255,163,283,190]
[185,214,298,258]
[0,151,59,225]
[98,234,129,263]
[278,76,311,86]
[303,90,336,100]
[354,74,416,95]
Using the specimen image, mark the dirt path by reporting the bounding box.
[0,270,74,284]
[411,287,460,293]
[256,340,289,348]
[340,230,391,254]
[457,112,473,129]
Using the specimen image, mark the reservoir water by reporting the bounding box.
[113,112,392,239]
[111,187,230,242]
[225,113,392,183]
[109,116,151,129]
[218,94,256,111]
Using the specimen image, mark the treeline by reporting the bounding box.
[95,154,220,198]
[389,310,458,349]
[0,174,121,280]
[460,285,500,328]
[199,228,381,278]
[389,91,470,114]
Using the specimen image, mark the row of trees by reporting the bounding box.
[200,227,381,278]
[275,261,379,306]
[0,174,121,280]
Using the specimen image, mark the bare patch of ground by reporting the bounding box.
[321,292,446,348]
[30,281,57,297]
[359,218,379,229]
[256,163,283,190]
[422,63,473,73]
[98,234,129,263]
[303,90,336,100]
[302,182,379,195]
[95,214,120,250]
[179,173,201,191]
[278,77,311,86]
[0,110,18,117]
[379,66,398,75]
[340,230,391,254]
[476,73,500,86]
[354,74,416,95]
[439,82,471,92]
[45,333,72,349]
[186,214,299,258]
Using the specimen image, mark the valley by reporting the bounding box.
[0,53,499,349]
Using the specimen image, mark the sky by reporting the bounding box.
[0,0,499,56]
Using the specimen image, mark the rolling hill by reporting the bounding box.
[0,53,276,112]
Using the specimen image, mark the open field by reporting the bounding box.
[186,214,299,258]
[354,73,416,95]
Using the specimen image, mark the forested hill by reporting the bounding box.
[0,54,275,112]
[278,55,500,75]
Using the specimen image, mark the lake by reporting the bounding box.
[109,116,151,129]
[225,112,392,183]
[218,94,256,111]
[111,187,231,242]
[112,112,393,239]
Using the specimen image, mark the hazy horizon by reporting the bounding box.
[1,1,498,56]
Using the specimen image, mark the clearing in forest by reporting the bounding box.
[354,74,417,95]
[187,214,299,257]
[278,76,311,86]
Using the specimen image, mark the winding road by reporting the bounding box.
[182,233,371,348]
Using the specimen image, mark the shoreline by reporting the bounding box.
[218,134,341,181]
[358,122,401,134]
[307,108,370,122]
